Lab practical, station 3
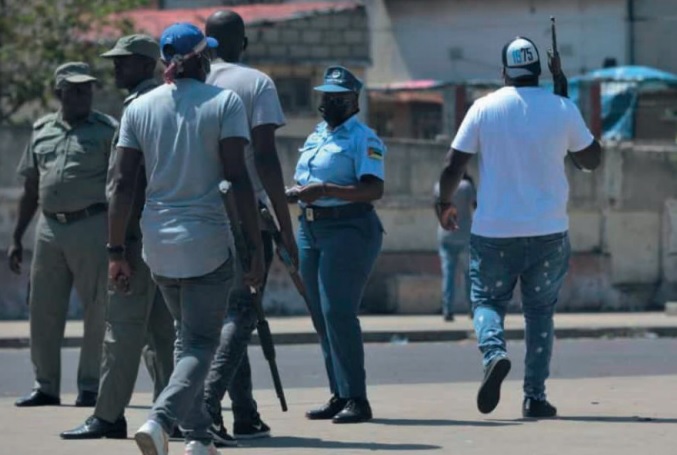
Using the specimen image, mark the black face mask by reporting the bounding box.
[319,96,355,127]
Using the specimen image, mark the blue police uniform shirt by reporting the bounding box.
[294,115,386,207]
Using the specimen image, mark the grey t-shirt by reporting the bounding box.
[206,61,286,201]
[435,179,476,244]
[117,78,250,278]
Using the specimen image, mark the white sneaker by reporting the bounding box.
[134,420,169,455]
[184,441,221,455]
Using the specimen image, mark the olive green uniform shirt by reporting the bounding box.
[18,110,118,213]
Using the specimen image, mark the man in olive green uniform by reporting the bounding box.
[9,62,117,408]
[60,35,176,440]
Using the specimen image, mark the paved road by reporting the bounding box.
[2,338,676,398]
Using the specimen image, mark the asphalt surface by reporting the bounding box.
[2,338,676,398]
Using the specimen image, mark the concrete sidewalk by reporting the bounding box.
[0,312,676,348]
[1,375,675,455]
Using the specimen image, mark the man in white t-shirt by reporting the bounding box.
[108,23,264,455]
[435,36,602,419]
[199,10,298,445]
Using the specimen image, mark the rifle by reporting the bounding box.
[258,205,310,310]
[218,181,288,412]
[550,16,587,171]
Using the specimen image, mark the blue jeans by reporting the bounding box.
[298,210,383,399]
[438,239,470,316]
[470,232,571,401]
[150,259,234,443]
[204,231,274,425]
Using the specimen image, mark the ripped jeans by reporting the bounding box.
[469,232,571,400]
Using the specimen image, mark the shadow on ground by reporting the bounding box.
[242,436,440,451]
[371,417,520,427]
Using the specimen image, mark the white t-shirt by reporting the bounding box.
[451,86,594,238]
[206,61,286,201]
[118,79,250,278]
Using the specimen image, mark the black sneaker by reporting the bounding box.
[233,418,271,439]
[477,356,511,414]
[522,397,557,418]
[208,420,238,447]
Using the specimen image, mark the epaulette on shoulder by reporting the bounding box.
[32,113,57,130]
[91,111,119,129]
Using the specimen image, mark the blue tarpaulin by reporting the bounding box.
[566,66,677,140]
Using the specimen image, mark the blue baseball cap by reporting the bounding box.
[314,66,363,93]
[160,22,218,62]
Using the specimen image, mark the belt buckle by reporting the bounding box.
[55,213,68,224]
[305,207,314,222]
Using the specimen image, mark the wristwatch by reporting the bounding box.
[106,244,125,258]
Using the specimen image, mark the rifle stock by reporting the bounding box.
[218,181,288,412]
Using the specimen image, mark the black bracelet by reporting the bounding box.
[106,244,125,255]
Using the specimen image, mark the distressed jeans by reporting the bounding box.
[149,259,234,443]
[469,232,571,400]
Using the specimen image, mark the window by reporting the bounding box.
[275,77,312,114]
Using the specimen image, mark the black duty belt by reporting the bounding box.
[300,203,373,222]
[43,203,108,224]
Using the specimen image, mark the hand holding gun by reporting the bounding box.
[219,181,288,412]
[259,205,310,309]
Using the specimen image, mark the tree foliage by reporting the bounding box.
[0,0,149,124]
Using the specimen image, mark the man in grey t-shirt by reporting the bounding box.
[108,23,264,455]
[202,10,298,445]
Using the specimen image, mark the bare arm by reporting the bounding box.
[325,175,384,202]
[570,139,603,171]
[220,136,264,261]
[252,124,296,254]
[108,147,143,248]
[439,149,473,203]
[13,174,39,244]
[7,173,39,274]
[436,148,473,230]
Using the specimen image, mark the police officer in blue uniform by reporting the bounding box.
[286,66,385,424]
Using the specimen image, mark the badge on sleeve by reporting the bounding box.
[367,147,383,160]
[367,137,384,160]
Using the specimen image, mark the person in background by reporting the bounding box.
[10,62,116,409]
[434,173,476,322]
[287,65,386,424]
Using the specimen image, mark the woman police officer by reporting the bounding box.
[286,66,386,424]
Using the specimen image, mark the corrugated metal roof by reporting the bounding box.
[117,1,362,38]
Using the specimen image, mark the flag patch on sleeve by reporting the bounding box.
[367,147,383,160]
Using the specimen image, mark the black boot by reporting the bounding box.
[60,415,127,439]
[332,398,373,424]
[305,396,347,420]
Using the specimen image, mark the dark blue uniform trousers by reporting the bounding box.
[297,210,383,399]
